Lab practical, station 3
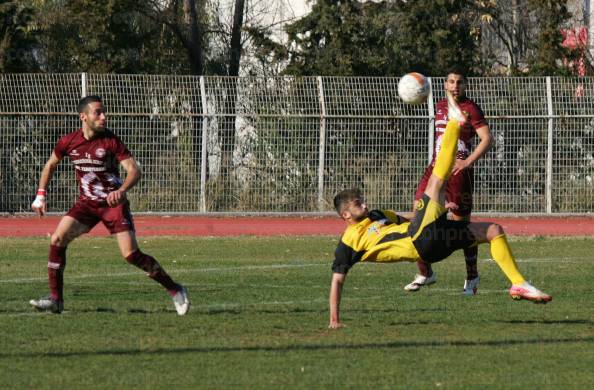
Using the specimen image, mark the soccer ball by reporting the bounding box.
[398,72,430,105]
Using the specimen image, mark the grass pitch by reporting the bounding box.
[1,235,593,388]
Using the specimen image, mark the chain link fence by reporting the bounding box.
[1,74,592,214]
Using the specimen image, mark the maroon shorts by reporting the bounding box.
[414,164,474,217]
[66,198,135,234]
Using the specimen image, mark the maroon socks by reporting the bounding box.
[417,260,432,277]
[125,250,180,294]
[464,246,479,280]
[48,245,66,301]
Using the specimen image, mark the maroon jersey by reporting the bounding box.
[54,129,132,202]
[432,96,487,162]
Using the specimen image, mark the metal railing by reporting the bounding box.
[1,74,592,214]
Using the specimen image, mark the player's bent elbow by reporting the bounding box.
[484,135,494,151]
[133,162,142,176]
[129,166,142,183]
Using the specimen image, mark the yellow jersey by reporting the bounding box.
[332,209,422,274]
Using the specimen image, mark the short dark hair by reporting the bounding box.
[77,95,103,113]
[333,188,363,214]
[445,66,466,81]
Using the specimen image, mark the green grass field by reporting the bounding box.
[1,235,593,388]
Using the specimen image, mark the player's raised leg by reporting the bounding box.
[468,222,552,303]
[116,230,190,315]
[29,216,90,313]
[405,92,466,293]
[423,91,465,204]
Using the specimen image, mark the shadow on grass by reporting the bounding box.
[2,335,593,359]
[200,306,448,316]
[497,319,593,325]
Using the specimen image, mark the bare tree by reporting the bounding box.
[228,0,245,77]
[472,0,533,74]
[183,0,205,74]
[143,0,206,75]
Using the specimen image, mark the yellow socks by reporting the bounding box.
[433,119,461,180]
[490,234,526,285]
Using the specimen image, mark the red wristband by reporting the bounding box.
[37,189,46,196]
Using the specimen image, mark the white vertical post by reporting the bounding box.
[81,72,87,97]
[317,76,327,211]
[199,76,209,213]
[426,77,435,164]
[546,76,553,214]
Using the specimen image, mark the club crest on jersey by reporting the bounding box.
[95,148,106,158]
[416,198,425,211]
[367,224,381,235]
[71,149,79,156]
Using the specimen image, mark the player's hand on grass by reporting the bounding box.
[328,320,345,329]
[31,189,47,217]
[107,189,127,207]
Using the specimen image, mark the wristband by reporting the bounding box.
[32,189,46,209]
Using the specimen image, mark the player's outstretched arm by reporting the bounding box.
[31,152,61,217]
[107,157,141,207]
[329,272,347,329]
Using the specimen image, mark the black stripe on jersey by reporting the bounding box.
[332,241,365,274]
[377,232,409,245]
[408,194,430,237]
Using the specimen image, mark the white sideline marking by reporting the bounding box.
[0,262,328,284]
[72,281,325,291]
[2,256,590,285]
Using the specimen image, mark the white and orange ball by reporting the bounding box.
[398,72,430,105]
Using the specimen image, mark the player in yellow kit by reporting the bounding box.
[328,91,551,329]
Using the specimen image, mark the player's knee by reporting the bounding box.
[125,249,142,264]
[50,233,66,247]
[487,223,504,239]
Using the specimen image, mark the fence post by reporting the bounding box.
[427,77,435,164]
[546,77,553,214]
[317,76,327,211]
[81,73,87,97]
[199,76,208,213]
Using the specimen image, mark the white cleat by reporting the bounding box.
[404,272,437,292]
[172,285,190,315]
[30,296,63,314]
[446,91,467,125]
[463,276,480,295]
[509,282,552,304]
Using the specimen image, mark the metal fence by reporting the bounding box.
[1,74,593,214]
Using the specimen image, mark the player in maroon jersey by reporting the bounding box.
[29,95,189,315]
[404,68,492,295]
